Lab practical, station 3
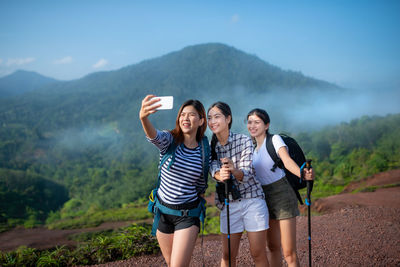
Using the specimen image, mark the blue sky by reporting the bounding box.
[0,0,399,89]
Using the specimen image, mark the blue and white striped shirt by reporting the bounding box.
[148,130,209,205]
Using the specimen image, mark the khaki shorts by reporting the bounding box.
[262,177,299,220]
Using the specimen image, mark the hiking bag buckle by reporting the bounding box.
[181,209,189,216]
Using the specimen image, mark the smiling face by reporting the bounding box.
[179,105,204,136]
[247,114,269,139]
[207,106,231,135]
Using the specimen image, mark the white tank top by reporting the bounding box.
[252,135,287,185]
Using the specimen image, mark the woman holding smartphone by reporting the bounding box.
[140,95,209,267]
[246,108,314,267]
[208,101,269,267]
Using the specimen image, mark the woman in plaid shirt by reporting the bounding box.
[208,101,270,267]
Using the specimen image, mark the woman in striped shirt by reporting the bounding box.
[140,95,209,267]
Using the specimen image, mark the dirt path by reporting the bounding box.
[1,169,400,266]
[0,221,134,252]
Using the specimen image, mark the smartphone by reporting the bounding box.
[155,96,173,110]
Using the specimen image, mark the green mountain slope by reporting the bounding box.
[0,43,349,227]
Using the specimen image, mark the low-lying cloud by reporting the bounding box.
[199,85,400,135]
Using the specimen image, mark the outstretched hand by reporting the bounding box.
[139,95,161,120]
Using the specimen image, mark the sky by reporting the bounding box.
[0,0,399,90]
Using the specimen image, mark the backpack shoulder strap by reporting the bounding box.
[156,140,177,188]
[201,136,210,180]
[265,133,283,171]
[200,136,210,190]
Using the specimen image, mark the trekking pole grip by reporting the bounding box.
[305,159,314,196]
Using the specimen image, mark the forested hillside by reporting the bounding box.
[1,43,397,230]
[297,113,400,197]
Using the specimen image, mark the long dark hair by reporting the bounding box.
[170,99,207,144]
[207,101,232,160]
[247,108,270,144]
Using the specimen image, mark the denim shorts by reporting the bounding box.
[262,177,299,220]
[220,197,269,234]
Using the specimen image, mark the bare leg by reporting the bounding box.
[267,219,282,267]
[170,225,199,267]
[280,217,299,267]
[220,232,242,267]
[156,230,174,266]
[247,230,269,267]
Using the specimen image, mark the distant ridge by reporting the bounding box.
[0,70,58,97]
[0,43,342,131]
[0,43,340,98]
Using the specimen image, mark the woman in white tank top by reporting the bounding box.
[247,108,314,267]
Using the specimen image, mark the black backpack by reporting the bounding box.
[266,133,307,204]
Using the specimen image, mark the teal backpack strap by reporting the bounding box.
[159,142,177,177]
[200,136,210,189]
[199,136,209,266]
[150,208,162,236]
[199,137,209,267]
[149,140,178,236]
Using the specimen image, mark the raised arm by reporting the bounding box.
[139,94,161,139]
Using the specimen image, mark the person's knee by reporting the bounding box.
[250,246,265,260]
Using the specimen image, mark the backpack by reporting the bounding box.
[266,133,307,204]
[147,136,210,236]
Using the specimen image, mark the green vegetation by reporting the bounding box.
[0,169,68,232]
[296,113,400,198]
[46,201,151,230]
[0,224,159,267]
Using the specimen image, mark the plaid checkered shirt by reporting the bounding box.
[210,131,264,209]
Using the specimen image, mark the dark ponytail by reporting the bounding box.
[210,134,218,160]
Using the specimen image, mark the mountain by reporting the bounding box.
[0,43,346,226]
[0,43,341,132]
[0,70,58,98]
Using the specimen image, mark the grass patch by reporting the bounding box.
[298,182,345,200]
[47,203,151,230]
[204,205,220,235]
[351,182,400,194]
[68,229,114,242]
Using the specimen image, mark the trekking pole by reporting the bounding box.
[223,163,232,267]
[305,159,314,267]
